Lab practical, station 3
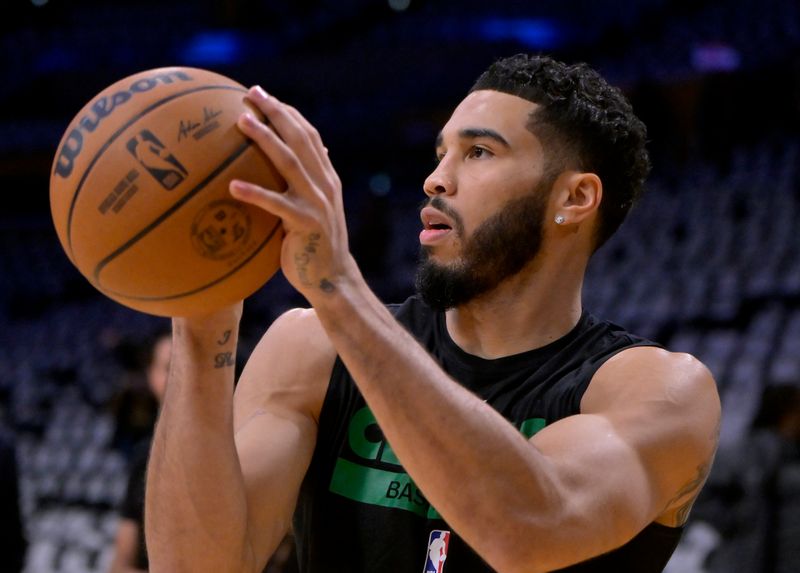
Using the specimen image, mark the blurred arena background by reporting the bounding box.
[1,0,799,571]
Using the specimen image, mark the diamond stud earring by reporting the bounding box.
[554,215,566,225]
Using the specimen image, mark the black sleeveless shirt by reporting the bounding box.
[293,296,683,572]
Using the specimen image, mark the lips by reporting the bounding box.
[420,206,455,230]
[420,206,455,245]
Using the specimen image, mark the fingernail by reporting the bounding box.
[240,112,257,125]
[253,85,269,100]
[229,180,250,197]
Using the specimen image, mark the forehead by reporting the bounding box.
[439,90,541,147]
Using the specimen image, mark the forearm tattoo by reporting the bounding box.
[214,351,235,369]
[213,330,235,369]
[294,233,337,293]
[294,233,321,288]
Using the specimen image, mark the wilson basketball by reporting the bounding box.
[49,67,285,316]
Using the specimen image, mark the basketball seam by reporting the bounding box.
[99,218,282,303]
[64,84,248,255]
[91,139,267,288]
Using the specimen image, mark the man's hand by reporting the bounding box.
[230,86,357,303]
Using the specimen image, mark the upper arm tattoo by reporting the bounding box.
[664,461,712,525]
[665,420,721,527]
[667,384,720,525]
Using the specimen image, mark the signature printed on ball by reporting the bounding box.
[178,106,223,142]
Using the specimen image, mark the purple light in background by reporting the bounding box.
[692,43,741,72]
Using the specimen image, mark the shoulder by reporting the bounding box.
[267,306,336,357]
[258,305,335,357]
[583,347,720,443]
[585,346,718,415]
[234,307,337,424]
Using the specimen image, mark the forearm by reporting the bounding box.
[145,313,255,573]
[310,278,561,571]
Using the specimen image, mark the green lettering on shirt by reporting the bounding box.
[330,407,547,519]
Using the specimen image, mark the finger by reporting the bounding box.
[230,179,312,229]
[283,105,334,175]
[281,105,344,214]
[244,87,325,182]
[282,105,343,209]
[237,112,324,204]
[282,105,333,187]
[245,87,341,201]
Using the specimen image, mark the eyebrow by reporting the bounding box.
[435,127,511,150]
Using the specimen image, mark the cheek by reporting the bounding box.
[458,164,543,233]
[459,209,483,239]
[460,190,518,237]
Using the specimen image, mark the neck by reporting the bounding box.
[443,251,586,359]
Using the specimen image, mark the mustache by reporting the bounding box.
[417,195,465,236]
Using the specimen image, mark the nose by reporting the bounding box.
[423,161,456,197]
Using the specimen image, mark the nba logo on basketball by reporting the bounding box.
[423,530,450,573]
[126,129,188,190]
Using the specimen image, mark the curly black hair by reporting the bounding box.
[470,54,650,250]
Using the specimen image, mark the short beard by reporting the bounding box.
[415,182,549,311]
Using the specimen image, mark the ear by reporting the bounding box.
[551,171,602,225]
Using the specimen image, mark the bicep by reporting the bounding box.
[230,308,334,569]
[234,406,317,567]
[527,350,719,557]
[529,412,659,550]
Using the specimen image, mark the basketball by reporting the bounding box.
[49,67,285,317]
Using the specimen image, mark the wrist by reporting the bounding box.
[167,310,241,392]
[300,254,363,308]
[172,303,243,336]
[172,305,242,361]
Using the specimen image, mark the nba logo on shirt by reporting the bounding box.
[423,529,450,573]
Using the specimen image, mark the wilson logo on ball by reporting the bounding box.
[52,70,194,179]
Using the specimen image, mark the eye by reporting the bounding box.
[433,150,445,164]
[468,146,492,159]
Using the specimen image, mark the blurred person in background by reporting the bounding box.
[0,425,27,573]
[108,329,171,573]
[107,329,297,573]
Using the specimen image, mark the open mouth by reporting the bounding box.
[421,206,455,230]
[420,207,456,244]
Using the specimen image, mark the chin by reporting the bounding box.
[422,244,463,265]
